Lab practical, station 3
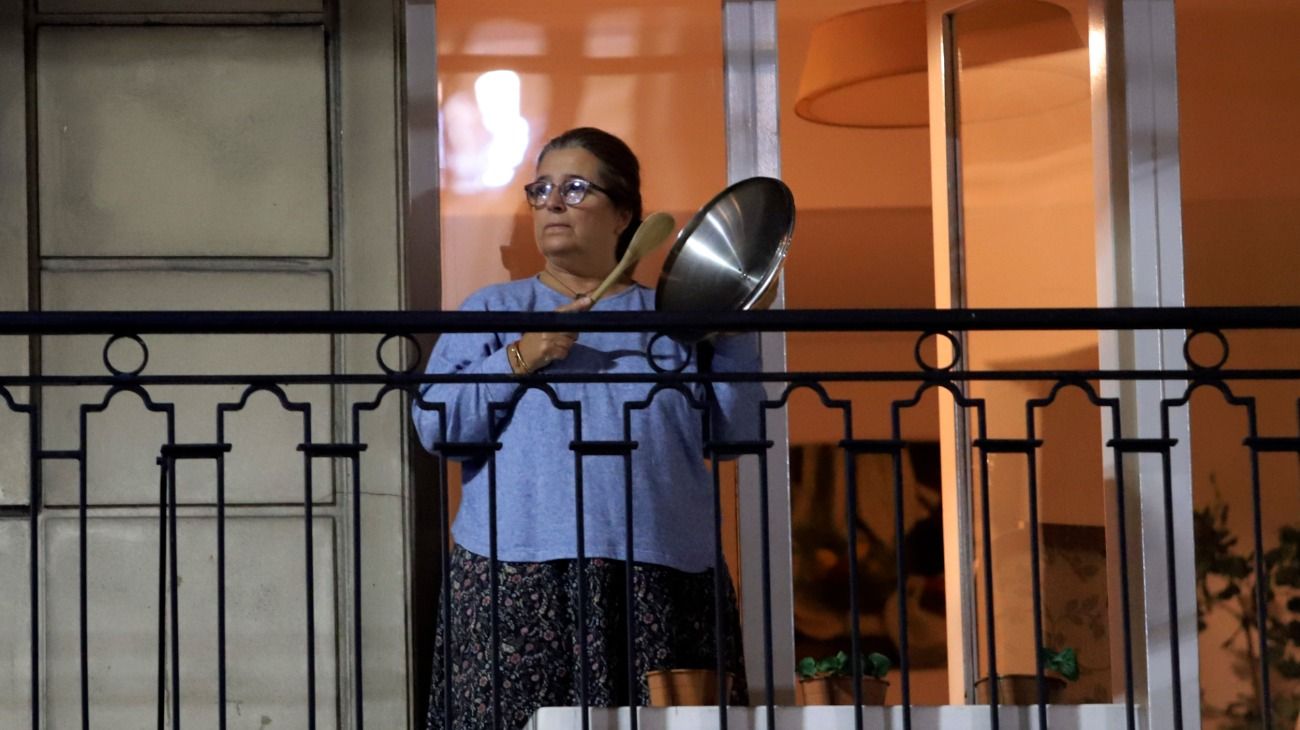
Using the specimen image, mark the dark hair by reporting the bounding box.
[537,127,643,259]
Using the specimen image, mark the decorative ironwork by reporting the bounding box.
[1,306,1298,730]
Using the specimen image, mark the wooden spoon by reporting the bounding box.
[586,211,677,302]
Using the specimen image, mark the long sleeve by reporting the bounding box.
[702,332,766,444]
[411,329,520,453]
[411,278,762,571]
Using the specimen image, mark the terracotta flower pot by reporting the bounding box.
[974,674,1067,704]
[797,675,889,705]
[646,669,734,707]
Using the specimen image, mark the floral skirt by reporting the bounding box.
[425,544,748,730]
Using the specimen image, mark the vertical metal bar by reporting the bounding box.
[1246,410,1273,729]
[951,395,980,706]
[757,440,776,721]
[78,412,89,730]
[842,445,864,728]
[29,407,41,730]
[167,456,181,730]
[303,443,317,730]
[1025,442,1047,729]
[487,453,501,730]
[1159,441,1184,730]
[889,402,920,729]
[438,454,453,729]
[574,418,591,730]
[20,0,41,720]
[217,451,228,730]
[22,1,41,722]
[1109,415,1138,730]
[352,450,364,730]
[710,452,728,730]
[621,441,638,730]
[891,441,913,730]
[156,458,167,730]
[977,420,1000,728]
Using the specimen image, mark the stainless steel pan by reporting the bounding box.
[655,176,795,318]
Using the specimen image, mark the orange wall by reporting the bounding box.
[1177,1,1300,724]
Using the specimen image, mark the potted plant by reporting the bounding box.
[645,668,734,706]
[974,646,1078,704]
[796,650,891,705]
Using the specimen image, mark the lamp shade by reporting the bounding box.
[794,2,928,129]
[793,0,1086,129]
[955,0,1085,68]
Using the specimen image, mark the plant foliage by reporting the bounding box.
[1195,494,1300,729]
[797,650,892,680]
[1040,646,1080,682]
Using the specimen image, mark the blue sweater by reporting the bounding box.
[412,277,764,572]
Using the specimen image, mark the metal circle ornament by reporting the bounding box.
[103,334,150,377]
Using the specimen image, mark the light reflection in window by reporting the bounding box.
[436,1,726,309]
[474,70,530,188]
[441,70,532,193]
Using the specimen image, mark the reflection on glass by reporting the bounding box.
[426,6,732,723]
[436,2,726,309]
[950,0,1109,705]
[472,70,530,189]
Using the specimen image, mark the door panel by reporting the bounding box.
[946,0,1109,703]
[0,397,32,506]
[0,0,29,506]
[43,515,337,728]
[40,0,322,11]
[0,521,31,727]
[9,1,412,726]
[38,26,330,258]
[41,270,333,507]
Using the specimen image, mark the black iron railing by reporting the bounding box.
[1,306,1298,730]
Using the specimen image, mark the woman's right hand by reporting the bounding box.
[513,295,593,372]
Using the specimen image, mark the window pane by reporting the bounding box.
[436,1,726,309]
[1177,2,1300,726]
[778,0,945,705]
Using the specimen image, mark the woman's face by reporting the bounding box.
[530,146,632,270]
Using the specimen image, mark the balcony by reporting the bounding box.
[1,306,1297,729]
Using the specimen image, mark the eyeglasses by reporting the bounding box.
[523,177,610,208]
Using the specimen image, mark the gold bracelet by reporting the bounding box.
[508,342,530,373]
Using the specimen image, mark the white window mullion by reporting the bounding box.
[722,0,796,708]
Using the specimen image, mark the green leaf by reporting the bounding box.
[866,652,892,679]
[796,657,817,679]
[1041,646,1080,682]
[835,651,851,674]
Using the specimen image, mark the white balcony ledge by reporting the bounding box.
[528,703,1129,729]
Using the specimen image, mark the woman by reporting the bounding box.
[413,127,761,729]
